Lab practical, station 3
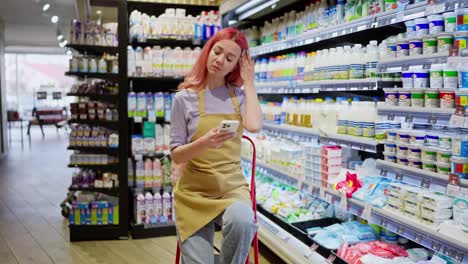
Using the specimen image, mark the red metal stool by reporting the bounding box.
[175,135,259,264]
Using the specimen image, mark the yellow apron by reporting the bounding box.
[174,85,250,242]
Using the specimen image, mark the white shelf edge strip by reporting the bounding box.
[378,53,449,65]
[376,159,468,188]
[256,212,325,263]
[377,104,455,116]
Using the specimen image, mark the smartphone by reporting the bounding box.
[218,120,240,133]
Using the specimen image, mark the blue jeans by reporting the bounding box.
[178,201,258,264]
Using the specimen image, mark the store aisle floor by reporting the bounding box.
[0,127,275,264]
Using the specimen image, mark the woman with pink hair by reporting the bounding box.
[170,27,263,264]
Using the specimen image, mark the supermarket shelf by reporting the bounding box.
[65,72,119,81]
[69,225,125,241]
[262,123,380,153]
[127,0,218,15]
[66,93,118,102]
[132,152,168,161]
[377,103,455,126]
[256,79,399,94]
[68,186,120,196]
[248,0,459,57]
[256,211,328,264]
[67,146,119,154]
[377,53,449,73]
[370,207,468,262]
[68,119,119,129]
[130,222,176,239]
[131,39,205,48]
[66,44,118,55]
[128,76,183,82]
[377,159,468,191]
[68,164,120,172]
[130,116,169,124]
[243,157,300,188]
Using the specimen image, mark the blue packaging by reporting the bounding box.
[460,70,468,89]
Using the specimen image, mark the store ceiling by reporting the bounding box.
[0,0,118,53]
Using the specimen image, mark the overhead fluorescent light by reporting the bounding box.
[42,3,50,11]
[228,20,238,26]
[238,0,279,20]
[51,16,59,23]
[235,0,266,15]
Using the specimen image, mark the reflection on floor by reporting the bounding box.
[0,127,279,264]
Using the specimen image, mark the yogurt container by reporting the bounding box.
[409,146,422,159]
[411,89,425,107]
[460,67,468,89]
[385,142,398,154]
[424,89,440,108]
[440,90,456,109]
[443,12,456,33]
[452,136,468,157]
[422,159,437,172]
[456,8,468,32]
[402,71,414,88]
[436,148,452,164]
[397,40,410,57]
[408,157,423,169]
[413,70,429,88]
[443,68,458,89]
[397,143,409,157]
[426,132,440,146]
[452,155,468,179]
[437,33,453,54]
[386,40,397,58]
[405,20,416,38]
[398,89,411,106]
[397,155,409,166]
[384,89,399,105]
[435,162,451,175]
[423,35,437,54]
[438,134,453,149]
[429,68,443,89]
[410,131,426,145]
[428,14,444,35]
[422,146,438,161]
[384,152,398,163]
[415,18,430,37]
[388,130,397,142]
[397,130,410,143]
[409,38,423,56]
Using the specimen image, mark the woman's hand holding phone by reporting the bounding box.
[200,128,236,149]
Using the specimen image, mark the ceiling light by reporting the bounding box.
[235,0,266,15]
[238,0,279,20]
[42,3,50,11]
[57,35,63,40]
[51,16,59,23]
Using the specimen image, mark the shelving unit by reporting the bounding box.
[377,103,456,127]
[131,39,205,48]
[65,0,129,242]
[377,53,450,73]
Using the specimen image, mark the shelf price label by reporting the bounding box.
[405,115,414,122]
[380,170,388,177]
[414,233,423,243]
[387,113,395,121]
[134,116,143,123]
[397,226,405,234]
[431,241,441,251]
[395,173,404,181]
[428,116,438,124]
[326,254,336,263]
[421,179,431,189]
[310,243,319,251]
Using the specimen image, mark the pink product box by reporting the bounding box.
[321,146,342,158]
[321,156,342,166]
[321,164,342,174]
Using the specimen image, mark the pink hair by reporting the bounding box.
[178,27,249,90]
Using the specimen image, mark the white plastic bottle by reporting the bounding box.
[136,160,145,188]
[367,40,380,79]
[145,192,156,224]
[136,193,146,224]
[162,191,172,222]
[153,191,162,223]
[152,159,162,188]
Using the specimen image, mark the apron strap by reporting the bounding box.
[227,83,241,115]
[198,89,206,115]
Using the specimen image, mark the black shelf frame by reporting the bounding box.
[69,186,120,196]
[127,0,217,16]
[131,39,205,49]
[66,0,129,242]
[65,71,119,81]
[66,44,118,55]
[67,146,119,155]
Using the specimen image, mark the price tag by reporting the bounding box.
[148,116,156,122]
[339,192,348,210]
[341,29,347,35]
[380,170,388,177]
[134,116,143,123]
[432,241,441,251]
[428,116,438,124]
[310,243,319,251]
[421,179,431,189]
[380,219,388,228]
[350,87,358,91]
[332,32,338,37]
[363,203,372,219]
[387,113,395,120]
[405,115,414,122]
[397,226,405,234]
[414,233,423,243]
[326,254,336,263]
[357,25,367,31]
[395,173,404,181]
[422,63,432,70]
[337,87,346,91]
[402,65,410,71]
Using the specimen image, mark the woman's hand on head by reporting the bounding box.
[200,128,237,149]
[239,50,255,86]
